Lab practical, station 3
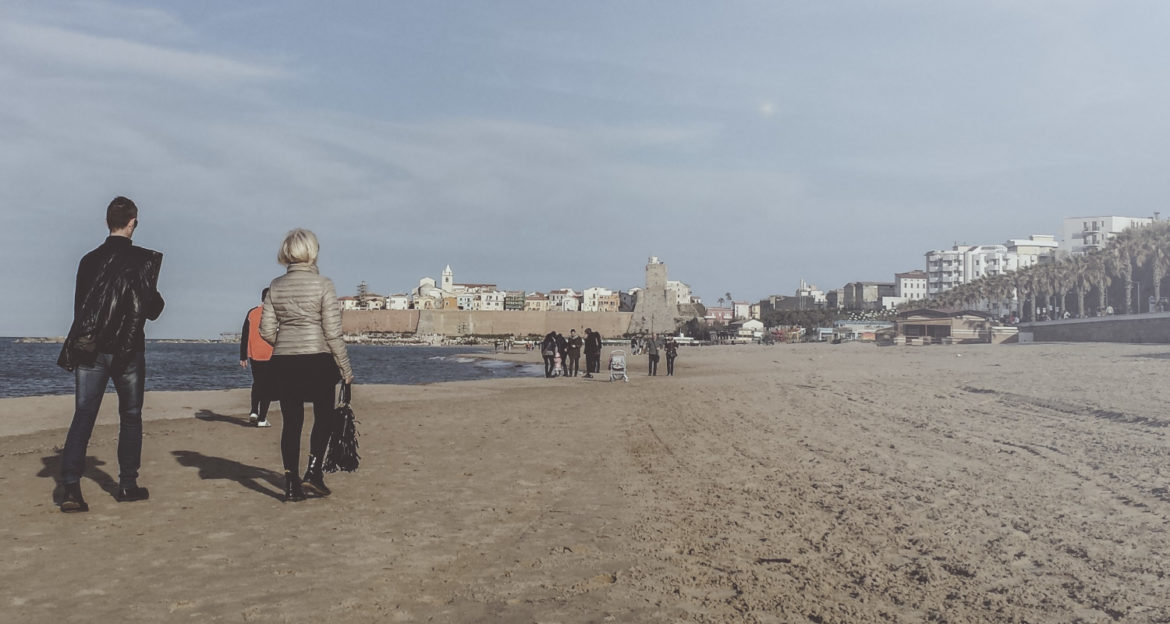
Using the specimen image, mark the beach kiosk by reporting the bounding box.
[895,309,992,345]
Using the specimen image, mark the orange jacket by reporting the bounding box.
[241,306,274,361]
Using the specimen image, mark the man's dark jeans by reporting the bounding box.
[61,352,145,487]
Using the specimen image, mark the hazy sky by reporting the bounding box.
[3,1,1168,338]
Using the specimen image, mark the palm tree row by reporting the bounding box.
[926,221,1170,321]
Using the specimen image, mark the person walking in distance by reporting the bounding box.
[645,332,661,376]
[57,196,164,512]
[540,331,558,378]
[664,336,679,376]
[566,329,584,377]
[240,288,276,427]
[583,328,602,378]
[260,229,354,502]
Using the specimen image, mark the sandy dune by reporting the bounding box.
[2,342,1169,623]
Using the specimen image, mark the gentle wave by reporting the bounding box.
[0,341,538,398]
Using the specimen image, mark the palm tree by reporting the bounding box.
[1083,251,1109,315]
[1135,221,1170,310]
[1106,228,1138,314]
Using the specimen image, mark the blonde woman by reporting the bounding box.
[260,229,354,502]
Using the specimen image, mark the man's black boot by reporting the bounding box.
[116,483,150,502]
[61,482,89,513]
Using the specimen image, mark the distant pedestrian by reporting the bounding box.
[540,331,557,378]
[240,288,276,427]
[646,333,661,376]
[261,228,354,503]
[57,196,164,512]
[556,332,569,376]
[664,337,678,376]
[566,329,583,377]
[583,328,602,378]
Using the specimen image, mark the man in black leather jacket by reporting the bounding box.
[57,196,164,512]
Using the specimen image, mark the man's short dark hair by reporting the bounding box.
[107,196,138,230]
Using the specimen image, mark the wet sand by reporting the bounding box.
[2,342,1169,622]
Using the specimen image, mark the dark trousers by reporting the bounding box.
[585,352,600,374]
[250,359,272,420]
[62,351,145,487]
[568,353,580,376]
[666,354,676,376]
[279,390,335,474]
[560,352,569,376]
[543,354,556,377]
[648,353,659,376]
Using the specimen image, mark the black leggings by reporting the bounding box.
[279,389,335,474]
[271,353,340,474]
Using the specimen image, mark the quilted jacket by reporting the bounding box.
[260,263,352,380]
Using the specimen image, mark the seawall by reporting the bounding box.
[1019,312,1170,344]
[343,309,634,337]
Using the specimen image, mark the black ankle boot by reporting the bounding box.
[60,482,89,513]
[284,471,306,502]
[301,455,331,497]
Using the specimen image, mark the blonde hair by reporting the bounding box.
[277,228,320,266]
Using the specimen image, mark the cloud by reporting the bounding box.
[0,21,286,84]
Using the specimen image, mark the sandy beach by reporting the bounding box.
[2,342,1169,623]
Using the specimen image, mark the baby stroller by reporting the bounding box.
[608,349,628,382]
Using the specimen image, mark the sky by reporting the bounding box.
[3,1,1169,338]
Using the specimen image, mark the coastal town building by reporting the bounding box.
[925,235,1058,297]
[705,307,734,324]
[387,294,410,310]
[620,289,638,312]
[524,293,550,312]
[842,281,895,311]
[1060,216,1154,256]
[504,290,526,311]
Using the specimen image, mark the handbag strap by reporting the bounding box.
[338,381,352,406]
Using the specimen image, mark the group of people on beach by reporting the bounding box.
[57,196,353,511]
[539,328,603,378]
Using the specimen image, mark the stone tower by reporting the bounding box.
[441,265,453,293]
[630,256,681,334]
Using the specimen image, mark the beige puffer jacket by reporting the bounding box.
[260,263,353,380]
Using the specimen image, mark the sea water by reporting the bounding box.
[0,340,542,399]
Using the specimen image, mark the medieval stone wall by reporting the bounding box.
[343,309,632,337]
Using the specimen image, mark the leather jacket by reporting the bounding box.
[58,236,165,372]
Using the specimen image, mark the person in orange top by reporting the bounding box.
[239,288,276,427]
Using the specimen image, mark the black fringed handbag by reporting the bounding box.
[323,382,360,473]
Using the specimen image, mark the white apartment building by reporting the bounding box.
[387,294,410,310]
[547,289,580,311]
[895,271,927,300]
[477,290,506,311]
[456,293,476,310]
[1060,216,1154,255]
[665,280,694,306]
[926,235,1058,297]
[581,287,613,312]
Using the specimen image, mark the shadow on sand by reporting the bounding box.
[1128,352,1170,360]
[194,409,254,428]
[37,452,118,505]
[171,450,284,501]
